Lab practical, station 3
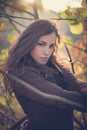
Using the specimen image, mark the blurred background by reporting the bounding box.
[0,0,87,130]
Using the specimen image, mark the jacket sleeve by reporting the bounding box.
[59,65,87,101]
[60,65,87,92]
[12,68,87,112]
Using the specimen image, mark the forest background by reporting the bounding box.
[0,0,87,130]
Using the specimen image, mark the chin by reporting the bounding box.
[39,62,47,65]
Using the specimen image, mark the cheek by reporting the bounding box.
[30,47,37,57]
[30,46,40,58]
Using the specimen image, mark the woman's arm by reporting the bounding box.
[12,68,87,111]
[58,64,87,92]
[58,64,87,110]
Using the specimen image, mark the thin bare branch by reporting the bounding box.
[64,42,75,73]
[73,116,84,129]
[68,44,87,53]
[10,19,27,28]
[0,0,34,17]
[0,5,21,33]
[51,18,76,21]
[0,110,17,123]
[0,14,34,20]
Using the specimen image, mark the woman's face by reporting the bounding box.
[30,32,56,64]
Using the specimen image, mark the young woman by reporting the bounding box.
[3,19,87,130]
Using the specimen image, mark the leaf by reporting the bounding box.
[0,23,7,31]
[7,34,18,43]
[69,22,83,34]
[64,36,73,45]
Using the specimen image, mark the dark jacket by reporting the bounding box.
[12,58,87,130]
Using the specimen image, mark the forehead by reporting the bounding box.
[38,32,56,43]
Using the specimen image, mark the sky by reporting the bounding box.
[41,0,82,12]
[23,0,82,12]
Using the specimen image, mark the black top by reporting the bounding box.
[11,58,87,130]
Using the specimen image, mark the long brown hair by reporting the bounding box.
[3,19,60,93]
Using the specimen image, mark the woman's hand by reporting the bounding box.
[81,87,87,92]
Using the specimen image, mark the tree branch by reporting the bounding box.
[64,42,75,73]
[0,0,34,17]
[0,110,17,123]
[0,14,34,20]
[0,5,21,33]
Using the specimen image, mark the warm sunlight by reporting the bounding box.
[23,0,82,12]
[42,0,82,12]
[24,0,35,3]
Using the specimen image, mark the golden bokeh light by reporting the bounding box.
[22,0,82,12]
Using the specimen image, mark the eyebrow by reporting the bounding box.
[38,40,47,44]
[38,40,55,45]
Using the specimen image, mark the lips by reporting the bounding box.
[41,57,48,62]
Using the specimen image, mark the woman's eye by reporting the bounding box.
[50,44,54,49]
[38,43,45,46]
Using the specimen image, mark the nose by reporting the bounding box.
[43,47,49,56]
